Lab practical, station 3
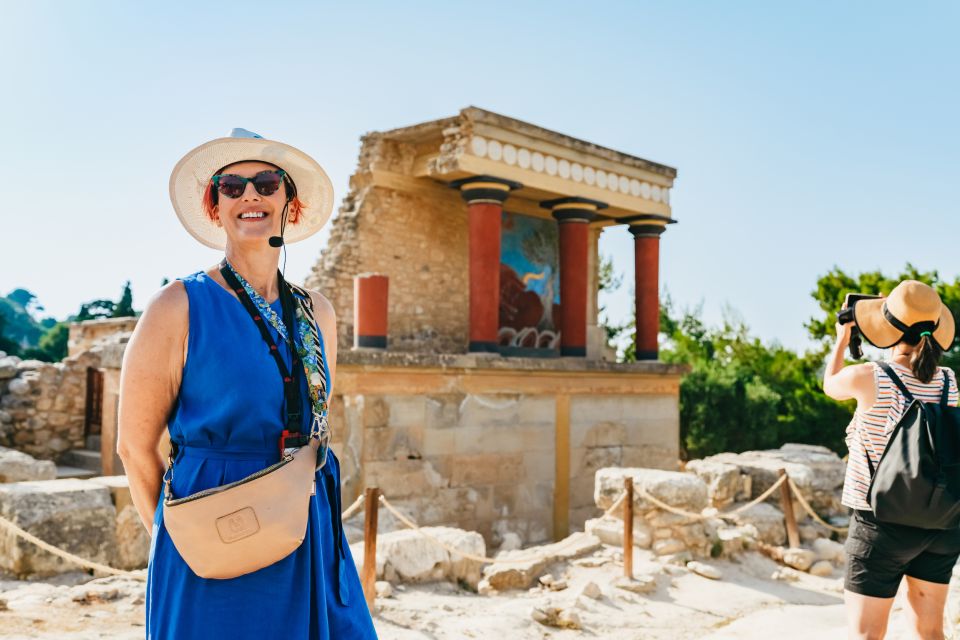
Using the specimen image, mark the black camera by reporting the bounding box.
[836,293,881,359]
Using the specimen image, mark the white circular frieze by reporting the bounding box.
[629,178,641,196]
[596,170,607,188]
[502,144,517,165]
[532,152,545,172]
[640,182,651,199]
[662,189,670,205]
[545,155,558,176]
[607,173,619,192]
[651,185,662,202]
[619,175,630,194]
[584,166,595,185]
[571,163,583,182]
[471,136,487,158]
[558,159,570,179]
[487,140,503,162]
[517,148,531,169]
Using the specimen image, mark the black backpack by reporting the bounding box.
[866,363,960,529]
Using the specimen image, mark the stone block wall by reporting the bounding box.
[68,317,138,357]
[0,331,128,462]
[0,350,100,460]
[306,135,470,354]
[329,352,683,549]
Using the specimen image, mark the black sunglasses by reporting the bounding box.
[211,170,287,199]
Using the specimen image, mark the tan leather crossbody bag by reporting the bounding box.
[160,267,330,579]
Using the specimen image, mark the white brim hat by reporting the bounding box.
[169,128,334,250]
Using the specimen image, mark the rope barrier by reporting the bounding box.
[785,477,848,534]
[625,474,788,523]
[377,494,590,565]
[0,513,143,578]
[340,493,366,522]
[0,491,372,580]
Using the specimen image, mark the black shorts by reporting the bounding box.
[845,509,960,598]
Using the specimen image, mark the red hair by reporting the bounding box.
[202,180,306,224]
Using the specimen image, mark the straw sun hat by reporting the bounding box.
[853,280,955,350]
[169,128,334,250]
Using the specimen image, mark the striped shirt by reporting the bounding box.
[841,362,959,511]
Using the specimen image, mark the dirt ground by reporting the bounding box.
[1,546,959,639]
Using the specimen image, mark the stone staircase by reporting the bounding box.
[56,435,102,479]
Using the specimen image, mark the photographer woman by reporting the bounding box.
[824,280,958,640]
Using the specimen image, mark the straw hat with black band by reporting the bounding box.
[853,280,956,350]
[169,128,334,250]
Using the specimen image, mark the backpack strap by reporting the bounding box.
[878,362,915,403]
[940,369,951,407]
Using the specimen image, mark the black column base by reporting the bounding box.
[634,349,659,361]
[355,335,387,349]
[468,341,500,353]
[560,345,586,357]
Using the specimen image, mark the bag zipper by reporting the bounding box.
[165,452,295,507]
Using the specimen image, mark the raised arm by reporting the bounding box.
[823,320,876,409]
[116,281,188,531]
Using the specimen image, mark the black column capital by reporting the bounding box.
[541,196,607,223]
[450,175,523,205]
[626,214,677,238]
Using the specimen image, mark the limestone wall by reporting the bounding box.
[0,338,126,462]
[306,135,470,354]
[328,351,683,548]
[68,317,137,358]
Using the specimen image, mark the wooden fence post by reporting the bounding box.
[778,469,800,549]
[361,487,380,611]
[624,477,634,579]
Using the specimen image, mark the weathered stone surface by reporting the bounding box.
[580,581,602,599]
[613,575,657,594]
[0,446,56,482]
[783,547,816,572]
[653,538,686,556]
[0,479,117,577]
[584,516,652,549]
[685,459,741,509]
[531,605,581,629]
[730,502,786,546]
[812,538,845,563]
[687,561,722,580]
[595,467,708,514]
[809,560,834,577]
[348,526,485,588]
[702,444,846,514]
[114,505,149,570]
[482,532,601,591]
[0,357,19,380]
[375,580,393,598]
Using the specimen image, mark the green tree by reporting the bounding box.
[37,322,69,362]
[112,281,135,318]
[597,253,630,349]
[0,311,21,356]
[75,299,116,321]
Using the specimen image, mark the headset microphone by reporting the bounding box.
[268,236,284,247]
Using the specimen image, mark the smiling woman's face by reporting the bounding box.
[211,161,290,248]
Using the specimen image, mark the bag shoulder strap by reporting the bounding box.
[940,368,951,407]
[878,362,915,403]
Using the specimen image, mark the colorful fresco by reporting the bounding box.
[499,211,561,352]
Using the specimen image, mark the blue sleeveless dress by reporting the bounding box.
[145,271,377,640]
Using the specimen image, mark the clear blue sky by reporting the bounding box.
[2,1,957,351]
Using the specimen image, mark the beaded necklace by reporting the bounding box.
[223,261,329,438]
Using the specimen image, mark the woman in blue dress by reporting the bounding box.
[117,129,378,639]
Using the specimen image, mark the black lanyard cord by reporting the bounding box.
[219,259,303,434]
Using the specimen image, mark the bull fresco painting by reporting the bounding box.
[498,211,561,354]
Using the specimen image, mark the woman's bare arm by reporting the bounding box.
[117,281,188,531]
[308,290,337,399]
[823,320,875,409]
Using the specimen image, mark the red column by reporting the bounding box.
[450,176,522,353]
[353,273,389,349]
[629,217,673,360]
[541,197,606,357]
